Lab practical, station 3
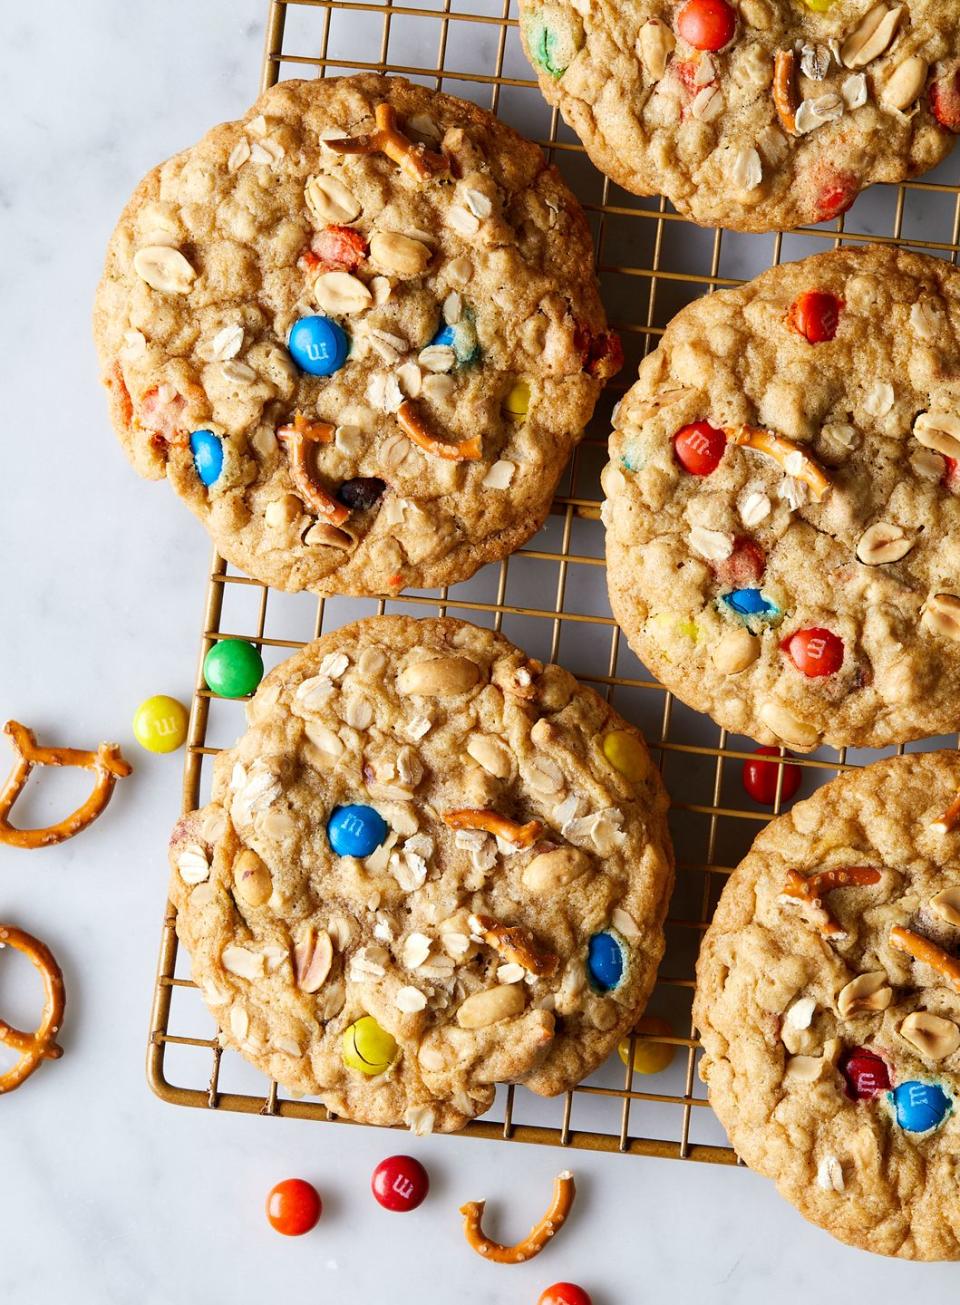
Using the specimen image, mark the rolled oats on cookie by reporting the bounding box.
[94,75,618,595]
[604,245,960,751]
[168,615,673,1132]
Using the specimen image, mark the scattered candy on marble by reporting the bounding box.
[288,315,349,376]
[602,730,647,783]
[327,803,388,858]
[742,746,801,806]
[342,1015,397,1076]
[840,1046,890,1101]
[189,429,223,486]
[132,694,188,754]
[587,931,624,992]
[265,1178,322,1236]
[618,1015,676,1076]
[371,1155,430,1212]
[539,1285,592,1305]
[503,380,530,418]
[674,421,726,476]
[785,627,844,677]
[202,639,264,699]
[787,290,843,344]
[893,1081,951,1133]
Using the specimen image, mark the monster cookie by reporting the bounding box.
[603,245,960,751]
[168,616,673,1132]
[518,0,960,232]
[94,75,618,596]
[694,752,960,1259]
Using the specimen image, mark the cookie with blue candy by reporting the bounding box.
[167,614,673,1133]
[695,751,960,1259]
[95,74,618,596]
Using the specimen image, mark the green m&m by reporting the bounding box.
[203,639,264,699]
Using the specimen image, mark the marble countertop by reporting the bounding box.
[2,1,958,1299]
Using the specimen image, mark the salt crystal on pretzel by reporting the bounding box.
[780,865,881,937]
[276,412,350,525]
[773,50,799,135]
[460,1171,576,1264]
[443,808,544,847]
[397,399,482,462]
[725,425,832,502]
[326,102,449,183]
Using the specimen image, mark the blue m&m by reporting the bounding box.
[289,316,349,376]
[893,1081,951,1134]
[327,804,388,858]
[587,931,625,992]
[190,429,223,486]
[723,588,778,619]
[431,319,479,364]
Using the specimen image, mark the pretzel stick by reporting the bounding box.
[930,789,960,834]
[0,721,131,850]
[0,925,65,1093]
[773,50,799,135]
[890,925,960,992]
[780,866,881,937]
[276,413,349,525]
[326,103,448,182]
[460,1171,576,1264]
[470,912,559,977]
[443,809,544,847]
[397,400,482,462]
[724,425,832,502]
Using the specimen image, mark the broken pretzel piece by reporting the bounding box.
[724,425,832,502]
[397,400,482,462]
[443,808,544,847]
[460,1171,576,1264]
[276,413,349,526]
[773,50,799,135]
[781,865,882,937]
[0,720,131,849]
[471,912,559,977]
[930,789,960,835]
[890,925,960,993]
[326,102,449,183]
[0,924,66,1094]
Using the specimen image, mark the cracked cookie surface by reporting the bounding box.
[168,615,673,1132]
[94,75,616,595]
[695,752,960,1259]
[603,245,960,751]
[518,0,960,232]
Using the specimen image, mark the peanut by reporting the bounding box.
[133,245,196,294]
[397,656,481,696]
[369,231,432,278]
[456,983,525,1030]
[899,1011,960,1060]
[523,847,591,893]
[304,174,361,225]
[234,849,273,907]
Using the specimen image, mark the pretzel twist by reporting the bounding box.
[460,1171,576,1264]
[443,808,544,848]
[724,425,832,502]
[890,925,960,992]
[0,925,65,1093]
[0,721,131,849]
[326,103,449,182]
[781,866,882,937]
[471,912,559,977]
[397,400,482,462]
[276,413,349,525]
[930,789,960,834]
[773,50,799,135]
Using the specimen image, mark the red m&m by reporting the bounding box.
[742,746,801,806]
[840,1047,890,1101]
[787,291,843,343]
[539,1285,592,1305]
[785,627,844,677]
[674,421,726,476]
[714,538,765,589]
[931,70,960,132]
[676,0,737,51]
[371,1155,429,1212]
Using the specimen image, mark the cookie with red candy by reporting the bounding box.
[604,245,960,751]
[517,0,960,232]
[696,752,960,1259]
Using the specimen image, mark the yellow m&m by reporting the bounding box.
[602,730,647,783]
[342,1015,397,1076]
[132,695,188,754]
[618,1016,676,1076]
[503,380,531,418]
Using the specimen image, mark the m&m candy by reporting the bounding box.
[893,1081,951,1133]
[785,627,844,677]
[132,694,189,754]
[840,1046,890,1101]
[787,291,843,344]
[618,1015,676,1076]
[371,1155,429,1212]
[288,315,349,376]
[431,319,479,364]
[503,380,530,418]
[190,429,224,486]
[602,730,647,783]
[677,0,737,51]
[266,1178,322,1236]
[742,746,801,806]
[327,804,388,858]
[674,421,726,476]
[539,1285,592,1305]
[722,588,777,619]
[202,640,264,699]
[587,931,625,992]
[342,1015,397,1076]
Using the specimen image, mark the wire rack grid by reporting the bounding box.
[147,0,960,1164]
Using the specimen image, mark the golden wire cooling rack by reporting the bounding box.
[147,0,960,1162]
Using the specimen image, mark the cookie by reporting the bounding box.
[518,0,960,232]
[94,75,618,596]
[603,245,960,752]
[168,615,673,1133]
[694,751,960,1259]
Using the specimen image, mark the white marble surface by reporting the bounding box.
[2,2,960,1300]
